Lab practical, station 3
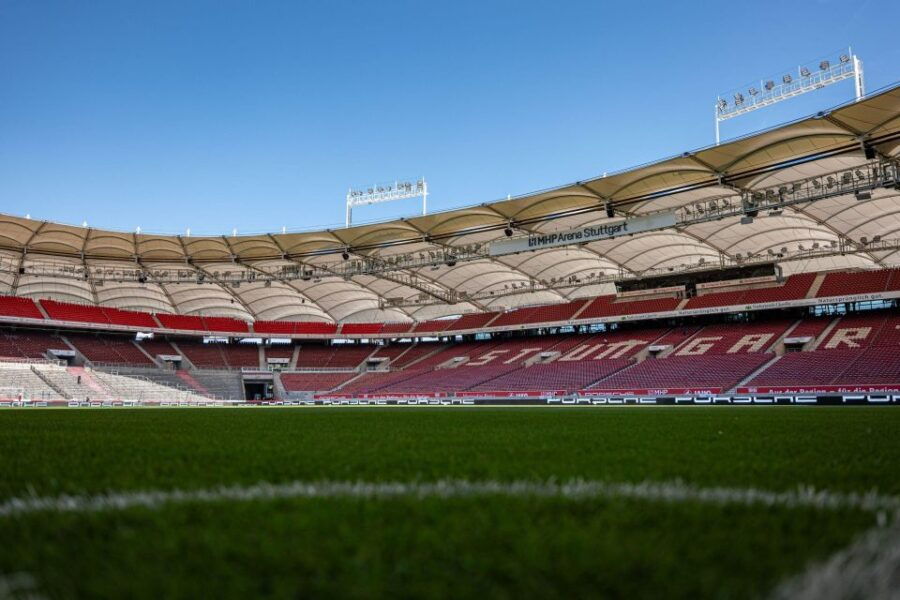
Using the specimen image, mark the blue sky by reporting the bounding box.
[1,0,899,235]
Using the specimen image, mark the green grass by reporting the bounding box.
[0,407,897,598]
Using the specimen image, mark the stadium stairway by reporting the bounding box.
[395,343,451,369]
[329,370,368,392]
[57,335,86,364]
[30,365,71,399]
[766,319,803,354]
[808,316,842,351]
[731,355,783,392]
[806,272,827,298]
[67,367,110,400]
[168,342,196,370]
[131,341,159,365]
[34,301,51,320]
[176,370,211,397]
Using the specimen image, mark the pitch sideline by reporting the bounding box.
[1,478,898,518]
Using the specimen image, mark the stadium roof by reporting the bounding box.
[2,83,900,324]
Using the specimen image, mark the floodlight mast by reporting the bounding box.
[714,48,864,145]
[345,178,428,227]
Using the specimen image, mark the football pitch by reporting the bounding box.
[0,407,897,599]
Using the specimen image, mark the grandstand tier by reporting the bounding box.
[2,302,900,401]
[2,268,900,341]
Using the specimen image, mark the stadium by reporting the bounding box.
[2,4,900,598]
[2,83,900,407]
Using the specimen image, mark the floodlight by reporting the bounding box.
[748,87,759,96]
[734,93,744,105]
[764,80,775,91]
[800,67,811,77]
[820,60,830,71]
[782,74,792,84]
[840,54,850,64]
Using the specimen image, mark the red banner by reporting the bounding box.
[581,387,722,396]
[736,385,900,394]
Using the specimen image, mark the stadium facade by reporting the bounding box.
[1,84,900,406]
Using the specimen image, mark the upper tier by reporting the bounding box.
[1,268,898,339]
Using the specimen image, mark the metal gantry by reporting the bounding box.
[345,178,427,227]
[714,49,864,144]
[4,158,899,300]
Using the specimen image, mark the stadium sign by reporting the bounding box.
[489,212,677,256]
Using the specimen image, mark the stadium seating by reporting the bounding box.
[40,300,109,324]
[0,362,61,400]
[294,343,374,369]
[684,290,747,310]
[488,306,540,329]
[340,322,384,335]
[523,300,588,324]
[156,314,207,331]
[742,274,816,303]
[685,274,816,309]
[137,338,180,359]
[186,370,244,399]
[0,295,44,320]
[411,319,455,334]
[0,330,67,359]
[175,341,230,368]
[103,307,158,328]
[746,349,861,388]
[264,343,295,361]
[254,320,338,335]
[784,317,832,344]
[281,372,357,392]
[66,334,153,365]
[815,269,894,298]
[220,343,261,368]
[671,319,793,355]
[337,368,430,395]
[389,343,445,368]
[203,316,250,333]
[577,295,681,320]
[471,359,631,393]
[369,344,414,365]
[374,363,522,394]
[445,311,500,331]
[381,322,413,335]
[591,353,771,392]
[816,312,898,350]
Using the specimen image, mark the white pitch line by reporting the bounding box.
[1,479,899,518]
[769,518,900,600]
